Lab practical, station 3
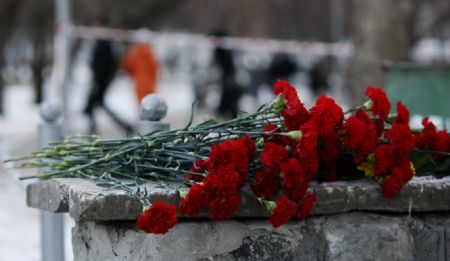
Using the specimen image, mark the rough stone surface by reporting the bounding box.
[72,220,252,261]
[321,213,414,261]
[27,176,450,221]
[26,178,69,212]
[71,212,450,261]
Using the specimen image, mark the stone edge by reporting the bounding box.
[26,176,450,221]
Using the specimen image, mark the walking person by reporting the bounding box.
[84,38,133,134]
[211,30,242,118]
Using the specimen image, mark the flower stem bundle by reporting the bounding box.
[9,80,450,234]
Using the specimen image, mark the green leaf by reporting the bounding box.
[409,151,433,171]
[433,157,450,178]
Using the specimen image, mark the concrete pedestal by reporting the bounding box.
[26,177,450,260]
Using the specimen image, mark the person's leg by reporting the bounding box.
[84,85,99,134]
[102,104,133,134]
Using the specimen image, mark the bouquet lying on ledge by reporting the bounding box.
[10,81,450,234]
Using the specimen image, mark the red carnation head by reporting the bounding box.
[273,80,310,130]
[343,112,378,164]
[281,158,309,202]
[394,101,410,125]
[260,142,289,172]
[136,201,178,234]
[251,169,280,200]
[310,95,344,136]
[380,168,405,197]
[179,184,207,218]
[269,195,296,228]
[364,86,391,121]
[296,193,317,220]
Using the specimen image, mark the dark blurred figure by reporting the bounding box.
[84,36,132,134]
[212,30,242,118]
[309,56,333,96]
[266,53,298,86]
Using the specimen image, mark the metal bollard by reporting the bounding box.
[137,94,170,134]
[38,102,65,261]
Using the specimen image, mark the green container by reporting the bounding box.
[385,63,450,118]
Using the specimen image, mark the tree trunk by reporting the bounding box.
[347,0,418,104]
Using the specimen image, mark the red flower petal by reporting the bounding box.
[269,196,296,228]
[136,201,178,234]
[365,86,391,121]
[296,193,317,220]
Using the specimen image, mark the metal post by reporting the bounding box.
[38,102,65,261]
[48,0,71,134]
[137,94,169,134]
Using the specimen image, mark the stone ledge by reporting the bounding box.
[72,212,450,261]
[26,176,450,221]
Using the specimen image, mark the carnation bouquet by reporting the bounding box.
[10,80,450,234]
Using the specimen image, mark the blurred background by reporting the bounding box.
[0,0,450,260]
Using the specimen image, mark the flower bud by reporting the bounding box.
[261,199,277,213]
[178,190,188,199]
[268,95,285,111]
[284,130,302,141]
[256,137,265,149]
[361,100,373,111]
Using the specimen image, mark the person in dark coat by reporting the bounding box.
[309,56,333,96]
[266,53,298,86]
[211,30,242,118]
[84,39,132,134]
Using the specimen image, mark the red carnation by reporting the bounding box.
[343,113,378,163]
[179,184,207,217]
[319,132,341,163]
[260,142,289,172]
[136,201,178,234]
[273,80,310,130]
[239,135,256,159]
[374,144,397,175]
[385,123,414,155]
[186,159,207,182]
[394,101,410,125]
[207,189,241,220]
[365,86,391,121]
[262,124,280,140]
[203,165,241,220]
[297,150,320,179]
[310,95,344,136]
[251,169,280,200]
[380,168,405,197]
[296,193,317,220]
[269,195,296,228]
[355,109,370,123]
[207,138,250,186]
[281,158,309,202]
[296,119,319,156]
[399,159,414,182]
[415,118,450,158]
[262,124,291,145]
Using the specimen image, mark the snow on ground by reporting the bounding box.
[0,84,75,261]
[0,71,196,260]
